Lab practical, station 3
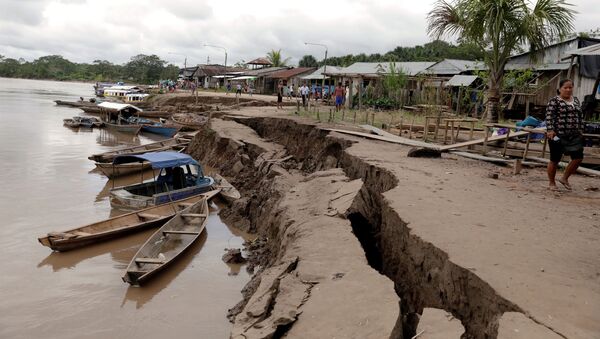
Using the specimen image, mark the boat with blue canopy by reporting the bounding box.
[109,151,215,209]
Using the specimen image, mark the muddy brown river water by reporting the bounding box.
[0,78,250,338]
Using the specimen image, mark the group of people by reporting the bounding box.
[224,81,254,97]
[276,81,348,111]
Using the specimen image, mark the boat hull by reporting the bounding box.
[95,161,152,178]
[141,125,179,137]
[37,191,219,252]
[122,197,209,285]
[88,138,188,163]
[109,177,216,210]
[105,123,142,134]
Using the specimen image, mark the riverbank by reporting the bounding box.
[185,104,599,338]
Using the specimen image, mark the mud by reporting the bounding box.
[185,111,599,338]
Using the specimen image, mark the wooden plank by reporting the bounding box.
[72,231,91,237]
[525,156,600,176]
[440,131,530,151]
[162,230,201,235]
[135,258,165,264]
[177,202,194,208]
[180,213,207,218]
[326,128,442,151]
[137,213,162,220]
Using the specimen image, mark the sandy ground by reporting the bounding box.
[216,105,600,338]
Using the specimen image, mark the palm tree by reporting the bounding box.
[428,0,575,122]
[266,49,291,67]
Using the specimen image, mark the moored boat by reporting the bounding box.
[122,196,209,285]
[213,173,241,203]
[109,151,215,210]
[98,102,144,134]
[63,118,81,128]
[171,113,209,130]
[38,190,219,252]
[88,138,188,163]
[95,161,152,178]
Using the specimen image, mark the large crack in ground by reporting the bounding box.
[187,115,567,338]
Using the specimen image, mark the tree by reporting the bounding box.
[266,49,290,67]
[427,0,575,122]
[124,54,167,83]
[299,55,318,67]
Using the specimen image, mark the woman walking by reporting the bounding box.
[545,79,585,191]
[277,81,283,109]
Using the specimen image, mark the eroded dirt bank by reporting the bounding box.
[187,114,600,339]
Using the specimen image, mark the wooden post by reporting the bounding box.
[371,112,375,126]
[541,134,548,158]
[483,126,490,155]
[450,120,456,144]
[514,159,523,175]
[456,87,462,114]
[433,117,440,142]
[502,128,511,157]
[398,116,403,135]
[409,116,415,139]
[424,117,429,141]
[523,132,532,160]
[525,97,530,116]
[358,78,363,112]
[353,111,357,123]
[443,120,450,144]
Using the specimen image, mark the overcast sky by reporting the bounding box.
[1,0,598,66]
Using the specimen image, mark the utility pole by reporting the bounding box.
[204,44,228,69]
[305,42,328,99]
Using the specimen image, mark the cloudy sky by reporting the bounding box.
[1,0,598,66]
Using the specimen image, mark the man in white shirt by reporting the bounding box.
[300,83,309,108]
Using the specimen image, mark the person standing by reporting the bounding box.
[300,82,309,109]
[236,83,242,97]
[277,81,283,109]
[226,81,231,95]
[545,79,584,191]
[288,83,294,100]
[333,82,345,112]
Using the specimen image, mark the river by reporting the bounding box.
[0,78,249,339]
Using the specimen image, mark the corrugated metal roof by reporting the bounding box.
[244,67,287,76]
[194,65,247,77]
[330,62,436,76]
[301,65,341,80]
[505,63,570,71]
[268,67,317,79]
[425,59,485,75]
[445,75,478,87]
[564,43,600,56]
[246,57,273,65]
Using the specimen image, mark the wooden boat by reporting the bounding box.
[104,122,142,134]
[141,124,179,137]
[109,152,215,210]
[171,113,208,130]
[88,138,188,163]
[95,161,152,178]
[38,190,220,252]
[213,173,241,203]
[122,196,209,285]
[63,118,81,128]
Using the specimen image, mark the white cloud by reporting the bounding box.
[0,0,597,66]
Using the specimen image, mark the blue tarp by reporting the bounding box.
[113,151,199,169]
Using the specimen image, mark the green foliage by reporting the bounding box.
[299,55,318,67]
[266,49,291,67]
[325,40,485,67]
[427,0,575,122]
[0,54,178,83]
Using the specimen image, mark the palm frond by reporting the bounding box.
[427,0,465,39]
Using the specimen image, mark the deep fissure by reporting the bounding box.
[191,116,527,338]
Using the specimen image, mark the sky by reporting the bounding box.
[0,0,598,67]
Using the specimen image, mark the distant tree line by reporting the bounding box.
[299,40,486,67]
[0,54,179,84]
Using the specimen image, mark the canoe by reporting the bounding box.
[105,122,142,134]
[38,190,220,252]
[95,161,153,178]
[141,125,179,137]
[171,114,208,130]
[122,196,210,285]
[63,118,81,128]
[88,138,188,163]
[213,173,241,203]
